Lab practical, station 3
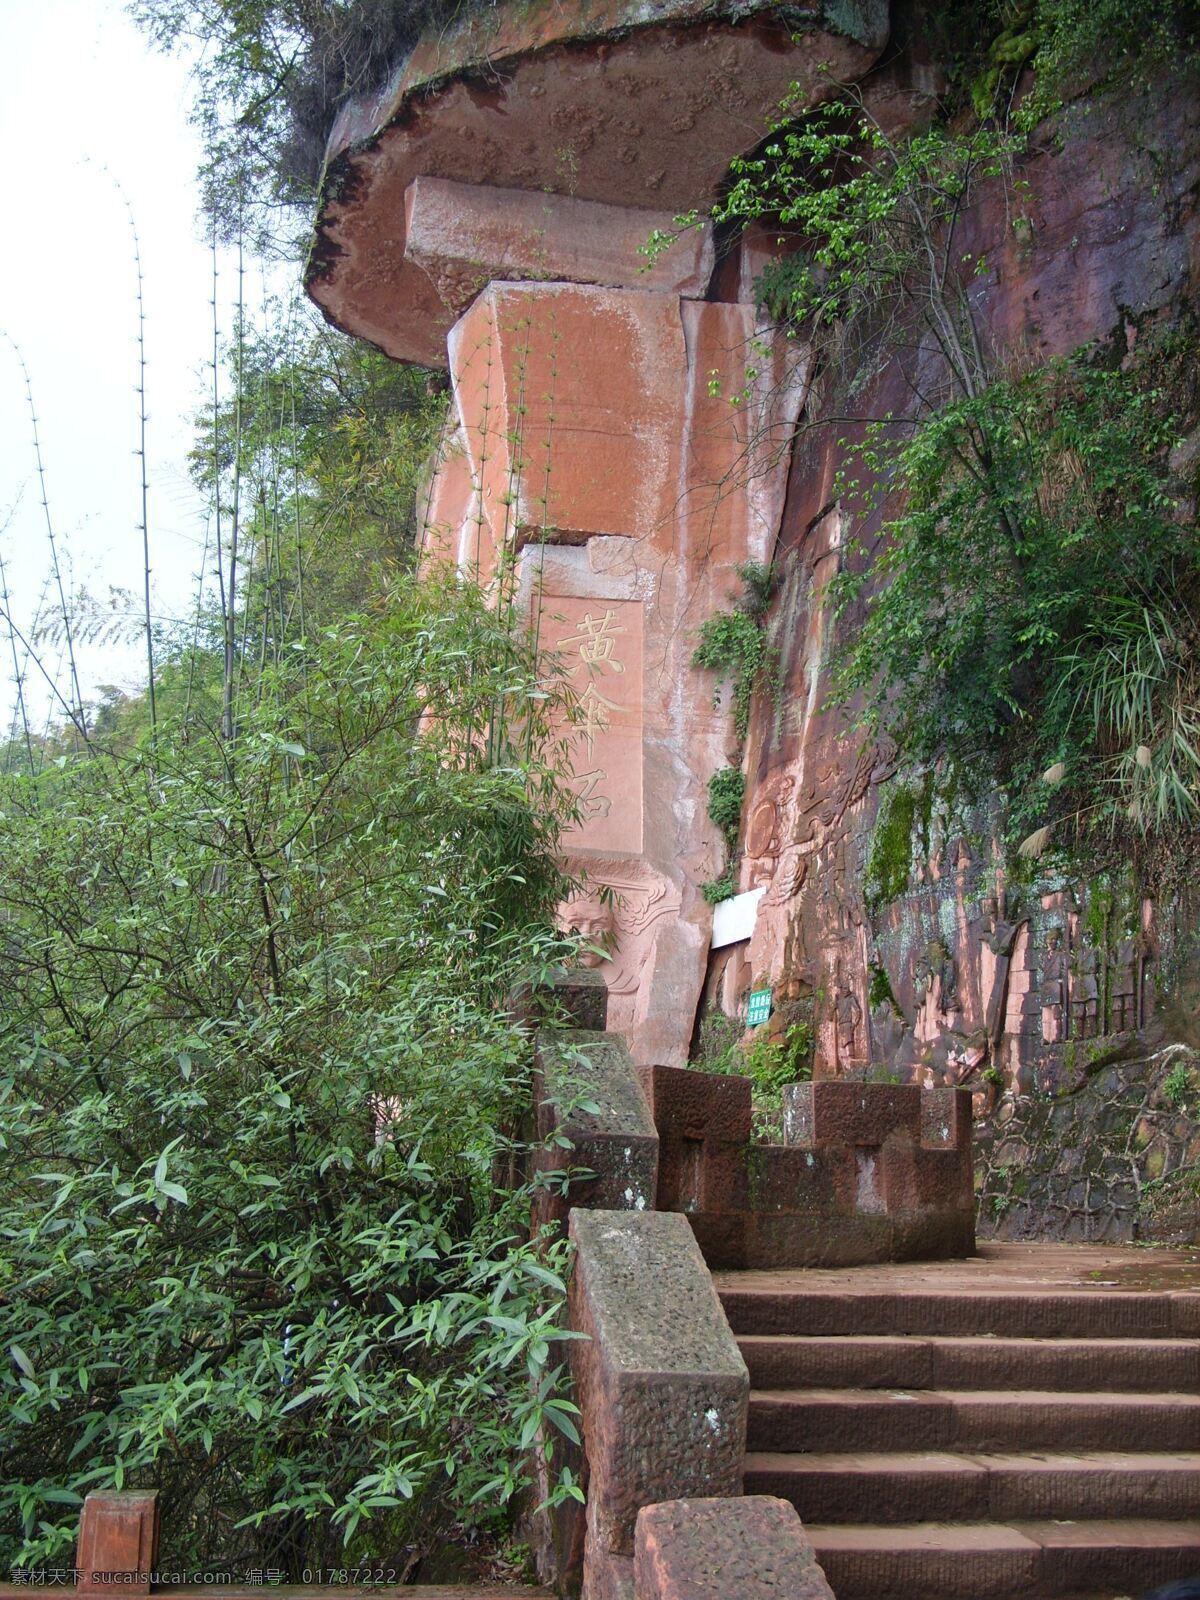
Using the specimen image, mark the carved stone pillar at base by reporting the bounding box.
[427,279,805,1064]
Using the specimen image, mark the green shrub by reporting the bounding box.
[0,574,583,1576]
[693,611,767,742]
[833,336,1200,868]
[733,560,775,620]
[692,1015,813,1103]
[743,1024,815,1100]
[700,871,735,905]
[1163,1061,1195,1108]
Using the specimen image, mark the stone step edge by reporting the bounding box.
[737,1333,1200,1350]
[807,1517,1200,1551]
[718,1288,1200,1338]
[736,1333,1200,1388]
[745,1449,1200,1472]
[750,1386,1200,1403]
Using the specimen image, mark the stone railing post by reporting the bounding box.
[511,966,610,1035]
[635,1496,835,1600]
[569,1208,748,1600]
[76,1491,159,1595]
[531,1027,659,1237]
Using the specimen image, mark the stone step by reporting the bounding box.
[807,1518,1200,1600]
[745,1448,1200,1524]
[737,1332,1200,1392]
[747,1389,1200,1454]
[720,1286,1200,1339]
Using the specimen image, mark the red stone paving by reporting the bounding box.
[714,1241,1200,1295]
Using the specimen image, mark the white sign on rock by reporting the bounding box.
[711,887,765,950]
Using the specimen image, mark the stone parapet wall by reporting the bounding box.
[533,1029,660,1235]
[568,1209,748,1600]
[639,1066,975,1269]
[635,1497,835,1600]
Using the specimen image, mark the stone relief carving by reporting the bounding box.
[558,855,682,1033]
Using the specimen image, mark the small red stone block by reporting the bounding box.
[635,1495,835,1600]
[640,1065,751,1212]
[788,1081,922,1146]
[638,1065,752,1145]
[75,1492,158,1596]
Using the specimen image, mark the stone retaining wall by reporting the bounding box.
[975,1038,1200,1244]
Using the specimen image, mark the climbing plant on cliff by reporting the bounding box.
[832,331,1200,857]
[649,4,1200,875]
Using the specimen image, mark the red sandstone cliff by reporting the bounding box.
[305,2,1200,1147]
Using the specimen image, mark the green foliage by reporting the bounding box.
[691,1004,812,1107]
[1017,0,1200,121]
[700,871,735,905]
[867,1,1200,129]
[692,563,776,744]
[868,961,898,1011]
[833,334,1200,861]
[690,1010,742,1074]
[196,307,449,617]
[733,560,775,620]
[742,1025,814,1100]
[707,767,746,844]
[0,571,583,1576]
[693,610,766,743]
[131,0,490,244]
[717,98,1018,388]
[689,1012,812,1104]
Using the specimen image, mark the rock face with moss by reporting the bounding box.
[726,50,1200,1180]
[976,1042,1200,1243]
[306,0,1200,1215]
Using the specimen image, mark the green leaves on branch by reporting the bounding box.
[692,562,776,743]
[719,102,1018,366]
[694,566,773,904]
[707,767,746,843]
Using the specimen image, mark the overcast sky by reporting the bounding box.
[0,0,302,733]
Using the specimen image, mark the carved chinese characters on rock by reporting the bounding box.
[539,595,644,854]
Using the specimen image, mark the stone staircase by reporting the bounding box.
[716,1245,1200,1600]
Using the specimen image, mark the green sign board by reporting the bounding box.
[746,987,772,1027]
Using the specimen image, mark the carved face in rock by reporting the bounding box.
[562,895,617,968]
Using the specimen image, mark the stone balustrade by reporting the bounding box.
[639,1066,975,1270]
